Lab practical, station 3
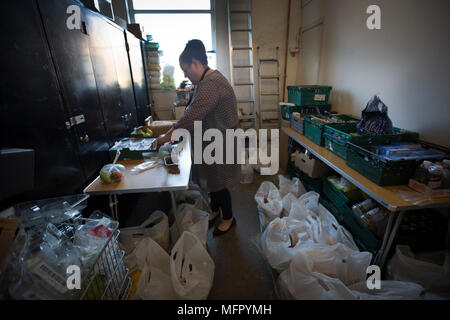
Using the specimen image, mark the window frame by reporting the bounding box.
[126,0,216,51]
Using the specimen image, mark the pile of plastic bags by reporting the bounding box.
[120,184,214,300]
[254,176,427,300]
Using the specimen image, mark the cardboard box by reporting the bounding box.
[295,150,332,179]
[408,179,450,199]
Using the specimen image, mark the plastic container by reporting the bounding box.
[346,140,450,186]
[290,113,304,135]
[280,103,299,121]
[321,179,380,253]
[304,115,359,146]
[99,164,125,184]
[287,85,332,106]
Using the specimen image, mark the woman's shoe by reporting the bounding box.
[213,218,236,236]
[208,211,220,228]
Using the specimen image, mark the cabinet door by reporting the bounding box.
[110,27,138,132]
[84,9,136,144]
[37,0,110,181]
[0,0,86,198]
[125,31,150,125]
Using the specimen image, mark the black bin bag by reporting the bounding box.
[357,95,394,135]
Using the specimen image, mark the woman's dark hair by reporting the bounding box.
[179,39,208,65]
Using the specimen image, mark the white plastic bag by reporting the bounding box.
[130,238,177,300]
[257,205,271,233]
[255,181,283,220]
[295,243,372,286]
[288,191,320,221]
[349,280,425,300]
[170,231,215,300]
[262,217,314,272]
[278,175,306,198]
[175,188,211,213]
[120,211,170,253]
[170,204,209,247]
[386,245,450,293]
[281,193,298,217]
[277,250,358,300]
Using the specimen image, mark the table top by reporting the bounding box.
[283,127,450,212]
[84,139,192,195]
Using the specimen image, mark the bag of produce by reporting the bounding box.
[99,164,125,184]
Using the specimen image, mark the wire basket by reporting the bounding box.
[4,214,131,300]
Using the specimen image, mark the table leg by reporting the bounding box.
[375,211,395,266]
[109,194,119,221]
[379,211,405,269]
[169,190,177,221]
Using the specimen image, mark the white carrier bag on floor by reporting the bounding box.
[255,181,283,220]
[348,280,425,300]
[278,175,306,198]
[262,217,315,272]
[131,237,177,300]
[175,189,211,213]
[277,243,372,300]
[170,204,209,247]
[170,231,215,300]
[120,210,170,254]
[281,193,298,218]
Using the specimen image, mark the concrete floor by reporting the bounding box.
[207,172,279,300]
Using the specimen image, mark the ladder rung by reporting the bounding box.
[259,59,278,62]
[230,10,251,14]
[261,93,280,96]
[233,65,253,68]
[237,100,255,103]
[231,29,252,32]
[233,47,252,50]
[260,109,279,113]
[234,83,254,86]
[240,115,256,120]
[260,76,279,79]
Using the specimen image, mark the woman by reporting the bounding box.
[153,39,241,235]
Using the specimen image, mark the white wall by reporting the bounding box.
[299,0,450,148]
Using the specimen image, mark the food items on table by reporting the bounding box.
[99,164,125,184]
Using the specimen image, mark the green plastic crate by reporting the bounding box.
[305,115,359,146]
[321,179,381,253]
[346,139,449,186]
[287,85,332,106]
[323,125,420,161]
[280,103,300,121]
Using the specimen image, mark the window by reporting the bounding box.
[128,0,215,87]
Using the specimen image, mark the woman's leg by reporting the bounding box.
[213,188,233,220]
[209,191,220,221]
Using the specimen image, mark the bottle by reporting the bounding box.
[414,161,433,184]
[354,199,377,213]
[427,165,444,189]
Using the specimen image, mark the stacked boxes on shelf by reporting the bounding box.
[143,41,161,92]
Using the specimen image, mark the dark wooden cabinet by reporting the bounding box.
[0,0,147,201]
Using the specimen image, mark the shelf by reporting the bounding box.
[282,127,450,212]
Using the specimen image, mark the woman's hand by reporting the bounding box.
[151,131,172,149]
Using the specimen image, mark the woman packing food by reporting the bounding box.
[153,39,241,235]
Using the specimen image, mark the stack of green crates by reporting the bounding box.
[281,103,332,121]
[304,114,359,146]
[321,178,381,253]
